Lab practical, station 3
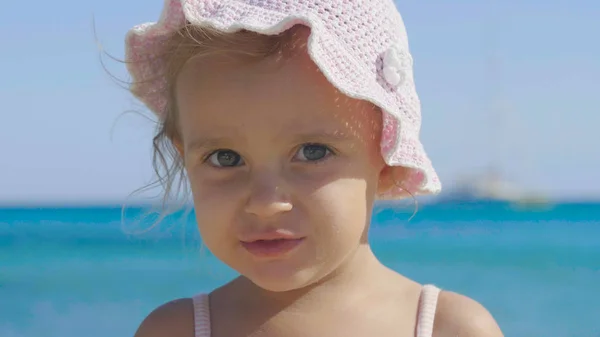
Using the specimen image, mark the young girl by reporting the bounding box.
[125,0,503,336]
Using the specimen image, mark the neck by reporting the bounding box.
[233,243,390,311]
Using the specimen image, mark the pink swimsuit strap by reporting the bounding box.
[192,284,441,337]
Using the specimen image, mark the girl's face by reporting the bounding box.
[174,33,392,292]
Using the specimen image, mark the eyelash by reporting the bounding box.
[293,143,335,164]
[202,143,336,168]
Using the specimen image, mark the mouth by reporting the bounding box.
[240,238,305,258]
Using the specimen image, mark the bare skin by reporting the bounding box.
[134,28,503,337]
[134,286,502,337]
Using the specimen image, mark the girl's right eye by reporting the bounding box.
[206,150,245,168]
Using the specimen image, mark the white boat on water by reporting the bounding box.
[434,168,551,208]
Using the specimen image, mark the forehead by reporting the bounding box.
[174,34,381,142]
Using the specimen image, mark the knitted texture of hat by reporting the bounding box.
[125,0,442,198]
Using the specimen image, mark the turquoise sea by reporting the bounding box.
[1,202,599,336]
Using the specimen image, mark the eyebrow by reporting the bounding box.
[186,136,233,153]
[186,131,354,153]
[289,131,354,145]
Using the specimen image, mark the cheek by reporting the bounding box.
[305,175,372,242]
[187,173,239,242]
[306,158,380,243]
[295,176,371,279]
[293,158,380,237]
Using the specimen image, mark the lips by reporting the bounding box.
[240,237,305,258]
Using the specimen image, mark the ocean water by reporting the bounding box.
[1,202,599,337]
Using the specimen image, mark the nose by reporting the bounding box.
[244,175,293,219]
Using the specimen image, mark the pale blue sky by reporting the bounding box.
[1,0,598,204]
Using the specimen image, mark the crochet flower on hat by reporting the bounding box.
[382,44,412,88]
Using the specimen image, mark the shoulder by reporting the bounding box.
[433,290,504,337]
[134,297,195,337]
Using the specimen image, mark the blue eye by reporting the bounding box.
[207,150,244,167]
[295,144,332,162]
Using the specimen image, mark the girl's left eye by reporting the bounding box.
[294,143,333,162]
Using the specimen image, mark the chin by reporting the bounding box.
[243,264,321,293]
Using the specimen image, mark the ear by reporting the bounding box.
[377,165,395,195]
[377,165,409,195]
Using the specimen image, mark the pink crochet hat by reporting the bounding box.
[125,0,442,198]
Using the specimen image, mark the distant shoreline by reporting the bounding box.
[1,198,599,210]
